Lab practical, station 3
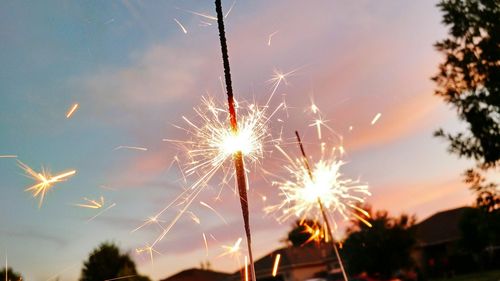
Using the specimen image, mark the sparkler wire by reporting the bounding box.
[214,1,256,280]
[295,131,349,281]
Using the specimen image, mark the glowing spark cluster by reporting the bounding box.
[135,68,285,263]
[74,196,105,209]
[219,237,242,258]
[265,144,370,227]
[18,160,76,207]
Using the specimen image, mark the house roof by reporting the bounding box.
[160,268,231,281]
[414,206,472,246]
[227,244,338,280]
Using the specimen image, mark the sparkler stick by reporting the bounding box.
[214,0,256,280]
[295,131,349,281]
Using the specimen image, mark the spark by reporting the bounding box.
[136,243,161,265]
[301,221,329,245]
[131,215,165,233]
[104,276,137,281]
[173,18,188,34]
[202,233,209,256]
[65,103,79,119]
[45,263,78,281]
[0,155,17,158]
[267,30,279,46]
[371,112,382,125]
[113,146,147,151]
[188,211,201,224]
[180,8,217,21]
[86,203,116,222]
[74,196,104,209]
[349,126,353,131]
[268,68,299,99]
[244,256,249,281]
[219,237,242,258]
[18,160,76,207]
[104,18,115,25]
[272,254,281,277]
[200,201,228,225]
[225,0,236,18]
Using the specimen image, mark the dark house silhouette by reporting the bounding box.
[228,244,341,281]
[160,268,231,281]
[412,206,473,277]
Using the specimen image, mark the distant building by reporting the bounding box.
[160,268,231,281]
[228,244,342,281]
[412,206,473,277]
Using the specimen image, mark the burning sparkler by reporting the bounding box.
[265,130,371,281]
[134,1,283,275]
[17,160,76,207]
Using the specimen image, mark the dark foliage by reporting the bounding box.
[343,208,416,279]
[459,206,500,268]
[433,0,500,169]
[0,267,22,281]
[80,242,150,281]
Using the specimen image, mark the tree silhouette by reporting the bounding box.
[0,267,22,281]
[459,206,500,268]
[343,208,416,279]
[433,0,500,169]
[80,242,150,281]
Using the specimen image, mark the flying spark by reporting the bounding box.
[113,146,148,151]
[173,18,188,34]
[203,233,209,256]
[0,155,17,158]
[267,31,279,46]
[74,196,104,209]
[272,254,281,277]
[66,103,79,119]
[86,203,116,222]
[371,112,382,125]
[136,243,161,265]
[18,160,76,207]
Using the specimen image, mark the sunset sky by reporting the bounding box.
[0,1,478,280]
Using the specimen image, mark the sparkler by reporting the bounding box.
[17,160,76,207]
[215,0,256,279]
[265,131,371,281]
[0,155,17,158]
